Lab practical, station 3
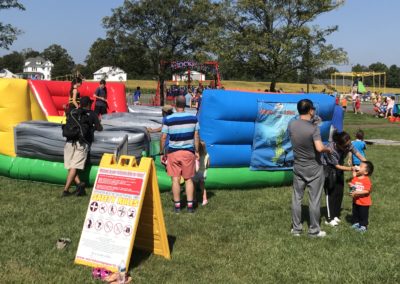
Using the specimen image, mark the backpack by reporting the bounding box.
[62,109,91,144]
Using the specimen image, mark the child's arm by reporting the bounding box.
[351,190,370,198]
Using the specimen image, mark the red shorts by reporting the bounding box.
[166,150,195,179]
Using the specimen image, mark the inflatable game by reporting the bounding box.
[0,79,338,190]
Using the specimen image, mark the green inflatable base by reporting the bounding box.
[0,154,293,190]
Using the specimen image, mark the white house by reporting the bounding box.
[93,66,127,81]
[0,69,18,78]
[23,56,54,80]
[172,70,205,82]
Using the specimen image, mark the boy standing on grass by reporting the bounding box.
[351,129,366,166]
[349,161,374,232]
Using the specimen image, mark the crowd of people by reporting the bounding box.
[61,79,375,237]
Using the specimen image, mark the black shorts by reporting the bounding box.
[94,105,107,116]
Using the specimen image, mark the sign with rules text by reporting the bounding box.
[75,154,170,272]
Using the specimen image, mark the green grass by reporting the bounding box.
[1,114,400,283]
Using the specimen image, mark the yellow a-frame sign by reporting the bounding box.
[75,154,170,272]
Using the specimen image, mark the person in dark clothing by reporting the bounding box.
[322,131,366,226]
[62,96,103,197]
[67,77,83,113]
[93,79,108,117]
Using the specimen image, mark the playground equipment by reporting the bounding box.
[155,60,221,105]
[331,71,386,93]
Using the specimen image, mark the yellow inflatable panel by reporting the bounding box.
[0,79,29,156]
[0,79,46,156]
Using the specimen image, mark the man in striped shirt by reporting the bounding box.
[160,96,200,213]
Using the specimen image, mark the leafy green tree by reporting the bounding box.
[41,44,75,79]
[351,64,368,73]
[85,38,118,77]
[103,0,223,76]
[0,0,25,49]
[21,48,40,59]
[1,51,24,72]
[221,0,348,91]
[387,65,400,88]
[316,67,339,79]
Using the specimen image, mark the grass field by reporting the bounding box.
[1,113,400,283]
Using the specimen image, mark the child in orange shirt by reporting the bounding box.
[348,161,374,232]
[341,97,348,112]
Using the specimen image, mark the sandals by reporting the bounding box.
[56,238,71,250]
[93,269,132,283]
[92,267,112,281]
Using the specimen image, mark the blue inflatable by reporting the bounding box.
[199,90,336,184]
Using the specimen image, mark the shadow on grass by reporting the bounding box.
[130,235,176,268]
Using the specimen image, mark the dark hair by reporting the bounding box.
[355,129,364,140]
[70,77,82,93]
[100,79,106,85]
[175,96,186,108]
[297,99,315,115]
[333,131,351,146]
[137,86,140,90]
[362,161,374,176]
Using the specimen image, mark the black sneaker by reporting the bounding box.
[174,207,181,213]
[61,190,71,197]
[187,207,195,213]
[76,183,86,196]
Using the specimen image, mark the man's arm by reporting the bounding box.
[355,151,366,162]
[314,140,331,153]
[160,133,167,154]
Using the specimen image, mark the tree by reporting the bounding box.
[21,48,40,59]
[85,38,119,76]
[103,0,223,76]
[351,64,368,73]
[387,65,400,88]
[1,51,24,72]
[0,0,25,49]
[41,44,75,79]
[316,67,339,79]
[220,0,348,91]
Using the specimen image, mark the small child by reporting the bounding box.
[351,129,366,166]
[192,141,210,206]
[355,96,362,114]
[348,161,374,232]
[341,96,347,112]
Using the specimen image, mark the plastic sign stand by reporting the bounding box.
[75,154,170,272]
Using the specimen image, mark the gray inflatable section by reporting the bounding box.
[14,121,150,165]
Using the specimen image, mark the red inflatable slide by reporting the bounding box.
[28,80,127,116]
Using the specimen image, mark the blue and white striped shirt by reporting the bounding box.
[162,112,199,153]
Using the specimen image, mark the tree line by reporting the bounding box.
[1,1,400,90]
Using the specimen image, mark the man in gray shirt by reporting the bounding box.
[288,99,331,237]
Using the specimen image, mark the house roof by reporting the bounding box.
[93,66,126,75]
[24,56,53,68]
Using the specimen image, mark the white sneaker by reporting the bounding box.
[333,217,341,223]
[325,220,338,227]
[290,229,301,237]
[309,231,327,238]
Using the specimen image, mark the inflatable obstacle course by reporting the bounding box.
[0,78,338,190]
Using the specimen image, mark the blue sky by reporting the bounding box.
[1,0,399,71]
